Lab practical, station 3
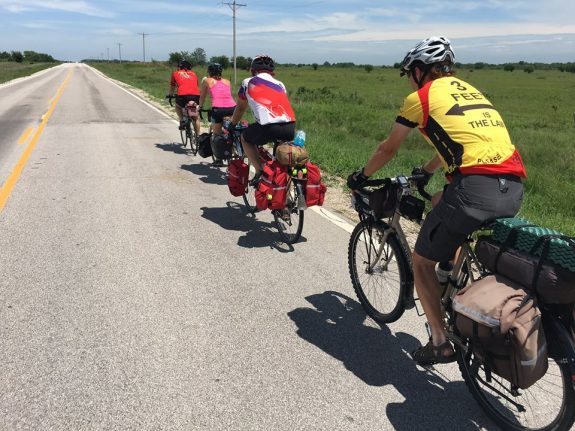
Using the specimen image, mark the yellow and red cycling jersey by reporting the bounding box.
[396,76,526,177]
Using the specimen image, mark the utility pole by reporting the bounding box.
[138,32,148,62]
[107,47,110,61]
[117,43,122,63]
[223,1,246,85]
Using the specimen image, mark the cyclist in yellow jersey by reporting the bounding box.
[347,36,526,366]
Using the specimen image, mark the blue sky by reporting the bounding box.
[1,0,574,64]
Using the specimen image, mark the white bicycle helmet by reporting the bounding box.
[400,36,455,76]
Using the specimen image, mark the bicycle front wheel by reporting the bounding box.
[273,180,304,245]
[242,161,258,214]
[348,220,410,324]
[457,340,575,431]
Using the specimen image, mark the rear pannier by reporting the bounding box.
[453,274,548,389]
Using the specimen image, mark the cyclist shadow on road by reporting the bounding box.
[288,291,495,431]
[181,162,227,186]
[200,202,306,253]
[155,142,188,155]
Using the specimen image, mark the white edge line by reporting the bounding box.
[84,64,175,122]
[0,63,65,90]
[309,205,355,234]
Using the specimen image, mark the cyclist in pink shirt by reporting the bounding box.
[199,63,236,166]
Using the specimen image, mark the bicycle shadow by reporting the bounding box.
[288,291,497,431]
[155,142,188,155]
[181,162,227,186]
[200,202,305,252]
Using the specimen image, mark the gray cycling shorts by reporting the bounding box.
[415,174,524,262]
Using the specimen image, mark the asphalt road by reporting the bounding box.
[0,63,498,430]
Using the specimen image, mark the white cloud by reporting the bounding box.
[0,0,114,17]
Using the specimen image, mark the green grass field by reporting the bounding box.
[69,62,575,234]
[0,61,59,83]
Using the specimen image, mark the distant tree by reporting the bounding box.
[168,51,185,66]
[323,61,331,67]
[11,51,24,63]
[474,62,486,70]
[0,51,11,61]
[191,48,207,66]
[503,64,515,72]
[235,56,250,70]
[210,55,230,69]
[364,64,374,73]
[23,50,55,62]
[312,63,318,70]
[524,65,535,73]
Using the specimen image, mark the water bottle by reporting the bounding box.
[294,130,306,147]
[436,261,453,285]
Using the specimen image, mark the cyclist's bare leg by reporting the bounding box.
[212,122,223,135]
[241,135,263,172]
[412,251,454,355]
[193,117,200,136]
[175,105,183,122]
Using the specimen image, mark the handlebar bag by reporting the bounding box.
[275,143,310,167]
[304,162,326,207]
[453,274,548,389]
[197,133,212,158]
[227,159,248,197]
[368,179,399,219]
[255,160,288,210]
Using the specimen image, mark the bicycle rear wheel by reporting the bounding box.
[273,180,304,244]
[242,161,258,214]
[348,220,410,324]
[457,340,575,430]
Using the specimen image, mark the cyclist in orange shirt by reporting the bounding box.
[168,60,200,136]
[347,37,526,366]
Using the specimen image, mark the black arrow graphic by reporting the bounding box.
[446,103,495,116]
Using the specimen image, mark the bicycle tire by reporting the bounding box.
[348,220,410,324]
[188,126,198,156]
[180,123,189,148]
[457,339,575,431]
[242,161,258,214]
[273,180,304,245]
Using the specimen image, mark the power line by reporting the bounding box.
[222,1,246,85]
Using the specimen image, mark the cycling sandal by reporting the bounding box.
[411,340,456,365]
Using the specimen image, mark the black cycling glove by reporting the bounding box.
[411,166,434,187]
[347,168,369,190]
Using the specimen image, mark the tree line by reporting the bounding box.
[0,50,57,63]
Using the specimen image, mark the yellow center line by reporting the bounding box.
[0,68,74,212]
[17,127,34,145]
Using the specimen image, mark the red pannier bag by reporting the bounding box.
[255,160,288,211]
[227,159,248,197]
[305,162,327,207]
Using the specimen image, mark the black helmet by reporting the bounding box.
[211,134,232,160]
[208,63,223,76]
[251,55,275,73]
[178,60,192,70]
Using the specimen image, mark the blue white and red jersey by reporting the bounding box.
[238,73,295,125]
